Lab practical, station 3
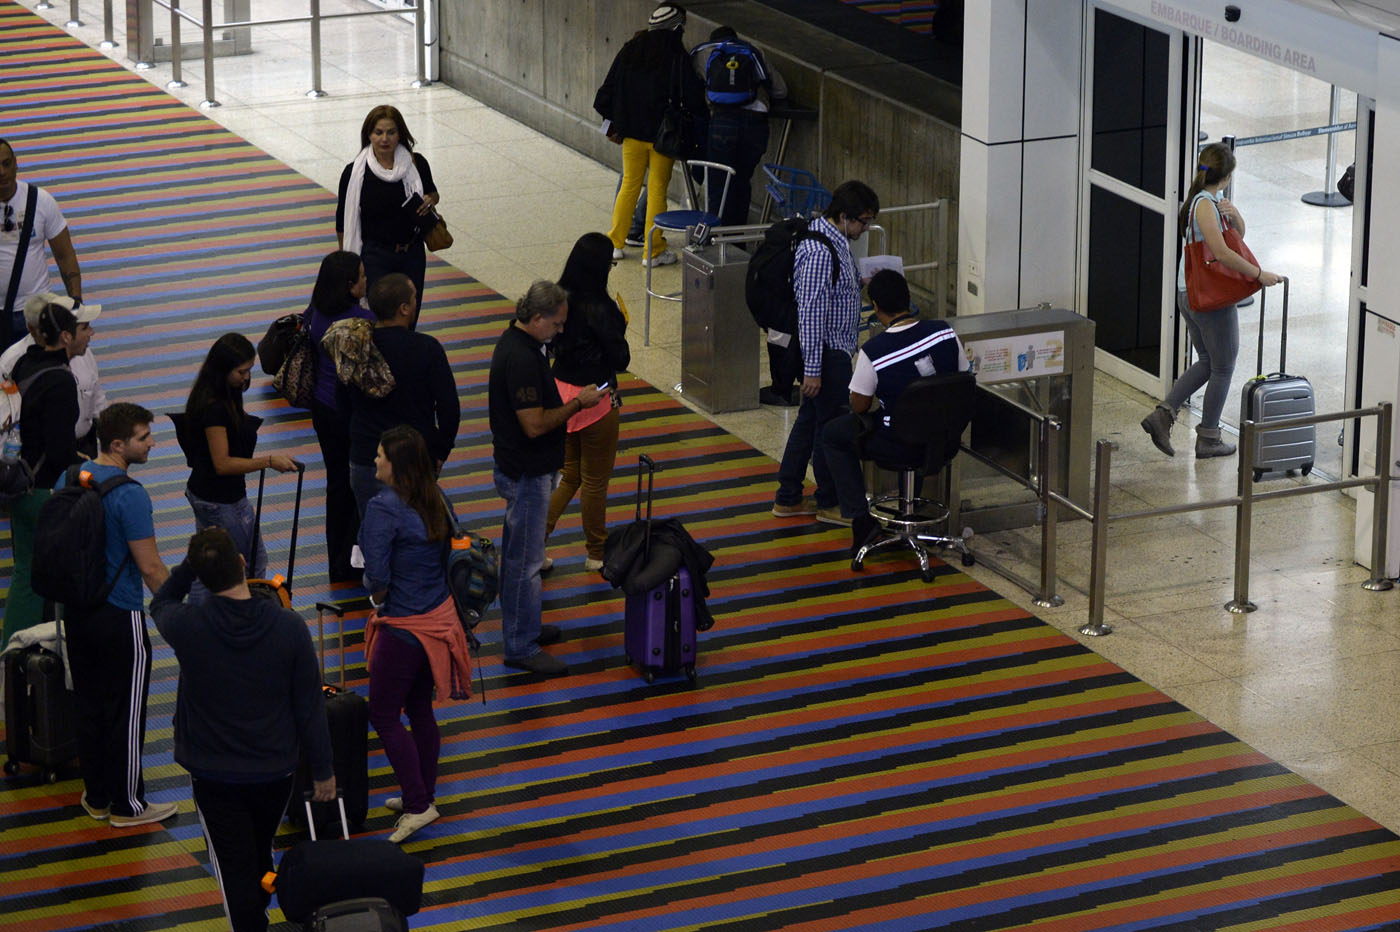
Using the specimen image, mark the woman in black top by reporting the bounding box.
[2,299,90,643]
[336,104,439,327]
[181,333,297,600]
[544,233,631,572]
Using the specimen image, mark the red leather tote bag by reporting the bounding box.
[1183,197,1261,311]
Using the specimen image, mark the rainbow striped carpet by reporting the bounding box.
[4,3,1400,930]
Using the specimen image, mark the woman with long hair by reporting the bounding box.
[1141,142,1284,459]
[181,333,297,596]
[544,233,630,572]
[593,3,707,268]
[360,425,472,844]
[336,104,439,325]
[305,250,374,581]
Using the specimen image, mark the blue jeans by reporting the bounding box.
[185,490,266,602]
[705,108,769,227]
[349,461,385,521]
[1164,291,1239,430]
[493,469,554,662]
[776,347,853,508]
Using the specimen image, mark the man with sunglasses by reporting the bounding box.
[0,139,84,346]
[771,179,880,526]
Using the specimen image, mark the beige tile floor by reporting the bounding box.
[36,2,1400,832]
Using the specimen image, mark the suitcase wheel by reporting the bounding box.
[3,759,18,776]
[43,769,59,785]
[643,669,655,684]
[1302,462,1313,476]
[685,665,697,685]
[1253,468,1264,482]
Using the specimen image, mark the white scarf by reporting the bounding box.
[342,144,425,255]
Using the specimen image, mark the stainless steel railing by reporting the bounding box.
[866,199,951,319]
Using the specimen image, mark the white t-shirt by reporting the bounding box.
[1,182,68,307]
[0,334,106,440]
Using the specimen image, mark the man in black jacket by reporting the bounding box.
[151,527,335,932]
[343,272,460,517]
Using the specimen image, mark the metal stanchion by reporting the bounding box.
[411,1,429,88]
[36,0,54,12]
[307,0,327,97]
[100,0,118,48]
[1226,421,1258,613]
[1302,86,1349,207]
[198,0,220,108]
[1079,440,1114,637]
[167,0,187,89]
[1363,402,1395,591]
[65,0,82,27]
[1033,416,1064,609]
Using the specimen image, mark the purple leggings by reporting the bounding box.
[367,630,439,815]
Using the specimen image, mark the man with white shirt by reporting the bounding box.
[0,139,83,346]
[2,293,106,457]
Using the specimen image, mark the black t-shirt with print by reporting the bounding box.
[488,324,564,479]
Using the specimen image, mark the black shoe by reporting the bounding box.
[851,513,880,560]
[759,386,799,407]
[503,652,569,676]
[536,624,562,646]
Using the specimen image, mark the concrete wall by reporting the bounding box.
[439,0,962,309]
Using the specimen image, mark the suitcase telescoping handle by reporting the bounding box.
[636,454,657,559]
[251,461,307,590]
[313,601,349,688]
[303,791,349,841]
[1254,276,1290,377]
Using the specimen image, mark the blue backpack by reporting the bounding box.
[440,491,498,648]
[705,41,763,106]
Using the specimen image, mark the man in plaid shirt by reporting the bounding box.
[772,180,880,525]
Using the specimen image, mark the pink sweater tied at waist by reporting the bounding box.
[365,596,472,703]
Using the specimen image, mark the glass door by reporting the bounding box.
[1079,4,1195,395]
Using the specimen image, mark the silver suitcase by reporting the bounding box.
[1239,278,1314,481]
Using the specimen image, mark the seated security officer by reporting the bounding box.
[821,270,969,553]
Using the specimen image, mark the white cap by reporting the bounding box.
[21,292,102,329]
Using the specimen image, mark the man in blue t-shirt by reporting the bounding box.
[822,271,969,553]
[57,403,176,826]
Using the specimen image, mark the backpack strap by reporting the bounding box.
[85,465,137,602]
[3,185,41,336]
[798,228,842,287]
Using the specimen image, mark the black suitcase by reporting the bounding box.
[308,897,408,932]
[277,797,424,925]
[290,603,370,833]
[1239,278,1315,481]
[2,636,78,783]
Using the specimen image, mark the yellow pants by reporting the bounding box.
[609,137,674,258]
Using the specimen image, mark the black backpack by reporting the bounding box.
[257,312,304,376]
[705,41,762,107]
[744,218,841,334]
[32,464,136,610]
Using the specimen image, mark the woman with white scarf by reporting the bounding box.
[336,105,439,328]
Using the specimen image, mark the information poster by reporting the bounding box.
[962,331,1065,384]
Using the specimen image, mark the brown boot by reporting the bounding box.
[1195,425,1237,458]
[1140,405,1175,457]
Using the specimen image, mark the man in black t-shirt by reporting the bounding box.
[488,281,602,677]
[344,273,460,517]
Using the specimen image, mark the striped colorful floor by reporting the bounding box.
[4,3,1400,929]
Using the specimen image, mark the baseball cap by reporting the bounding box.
[21,292,102,330]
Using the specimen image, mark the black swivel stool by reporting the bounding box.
[853,371,977,582]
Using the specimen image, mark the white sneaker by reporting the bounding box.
[642,249,678,268]
[384,796,403,813]
[110,800,178,827]
[612,247,625,260]
[388,804,439,843]
[584,557,605,572]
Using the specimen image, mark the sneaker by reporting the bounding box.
[1140,405,1175,457]
[503,652,569,676]
[624,235,645,248]
[80,792,109,821]
[536,623,562,646]
[612,247,625,260]
[642,249,677,268]
[388,804,439,843]
[815,506,853,527]
[772,500,817,518]
[384,796,404,813]
[540,556,555,574]
[110,800,178,827]
[584,557,605,572]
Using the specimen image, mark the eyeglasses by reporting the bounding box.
[853,214,876,228]
[2,205,12,234]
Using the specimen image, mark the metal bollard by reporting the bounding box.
[1079,440,1114,637]
[1033,416,1064,609]
[411,1,430,88]
[167,0,187,89]
[100,0,118,48]
[65,0,82,27]
[198,0,220,108]
[1226,421,1257,613]
[1363,401,1395,591]
[307,0,327,97]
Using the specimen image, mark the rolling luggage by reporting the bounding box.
[2,631,78,783]
[248,462,306,608]
[308,897,408,932]
[620,455,699,684]
[275,797,423,925]
[291,603,370,833]
[1239,277,1314,481]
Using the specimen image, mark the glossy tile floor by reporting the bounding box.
[34,2,1400,833]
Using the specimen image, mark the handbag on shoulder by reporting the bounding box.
[272,320,316,409]
[653,58,696,159]
[1182,195,1261,312]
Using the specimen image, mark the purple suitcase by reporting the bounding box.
[621,455,699,684]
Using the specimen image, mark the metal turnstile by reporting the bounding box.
[680,244,759,414]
